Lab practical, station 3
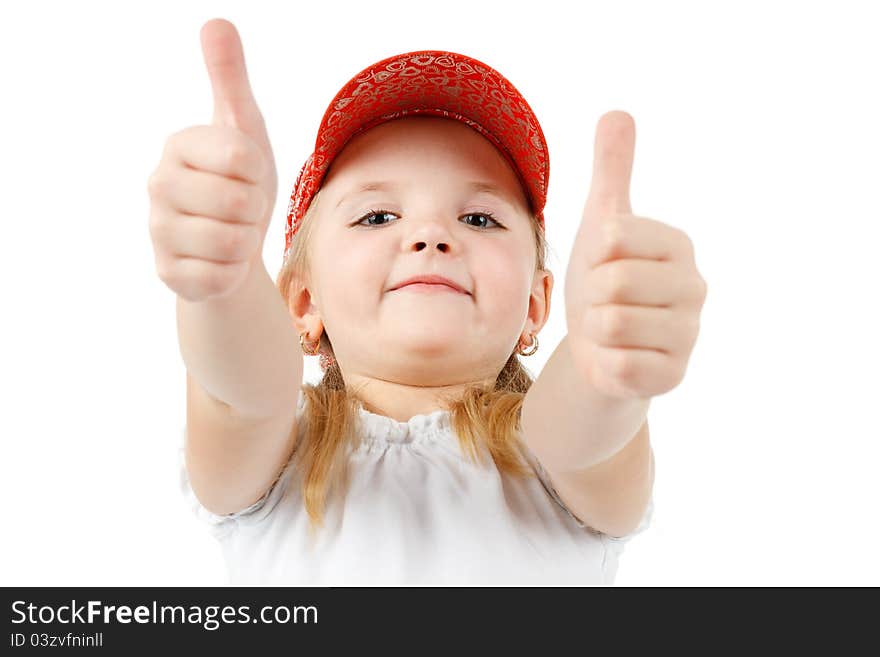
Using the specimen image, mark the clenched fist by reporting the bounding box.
[147,18,278,302]
[565,111,707,400]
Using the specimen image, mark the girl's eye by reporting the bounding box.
[356,209,397,227]
[354,209,504,229]
[462,211,503,229]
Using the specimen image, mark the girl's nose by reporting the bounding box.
[405,217,457,253]
[412,240,450,253]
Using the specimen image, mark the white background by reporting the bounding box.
[2,0,878,586]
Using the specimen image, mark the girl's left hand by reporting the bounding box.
[564,111,708,400]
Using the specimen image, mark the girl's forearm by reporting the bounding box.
[176,259,303,419]
[522,334,650,474]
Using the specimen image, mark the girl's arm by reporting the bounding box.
[179,258,303,516]
[177,257,301,419]
[529,112,704,537]
[521,335,653,538]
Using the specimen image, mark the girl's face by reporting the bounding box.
[300,116,552,388]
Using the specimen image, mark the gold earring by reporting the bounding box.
[518,332,538,356]
[299,331,320,356]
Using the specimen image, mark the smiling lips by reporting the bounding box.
[396,283,464,295]
[390,275,470,295]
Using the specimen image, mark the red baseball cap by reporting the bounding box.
[283,50,549,263]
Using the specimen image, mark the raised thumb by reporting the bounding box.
[200,18,264,138]
[584,110,636,217]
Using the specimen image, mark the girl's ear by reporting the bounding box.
[525,269,553,336]
[288,283,323,334]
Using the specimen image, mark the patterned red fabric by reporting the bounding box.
[284,50,549,263]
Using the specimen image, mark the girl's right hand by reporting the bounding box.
[148,18,279,302]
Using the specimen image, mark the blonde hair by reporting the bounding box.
[274,186,553,532]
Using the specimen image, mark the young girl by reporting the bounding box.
[153,20,705,585]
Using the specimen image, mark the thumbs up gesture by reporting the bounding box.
[148,19,277,302]
[564,111,707,400]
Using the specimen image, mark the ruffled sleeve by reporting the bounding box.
[178,393,307,541]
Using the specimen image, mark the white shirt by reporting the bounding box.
[178,393,652,585]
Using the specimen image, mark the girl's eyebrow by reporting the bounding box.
[467,181,519,209]
[334,180,519,210]
[335,181,395,209]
